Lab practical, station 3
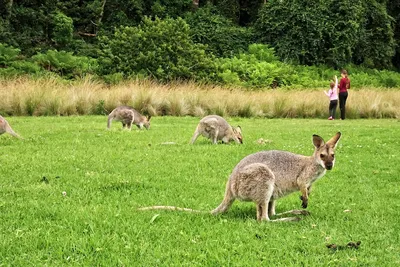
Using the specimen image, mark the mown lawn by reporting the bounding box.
[1,116,399,266]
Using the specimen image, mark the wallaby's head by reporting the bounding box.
[232,126,243,144]
[312,132,341,170]
[143,116,151,130]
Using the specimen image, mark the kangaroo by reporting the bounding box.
[190,115,242,144]
[211,132,341,221]
[139,132,341,222]
[107,106,151,130]
[0,115,22,138]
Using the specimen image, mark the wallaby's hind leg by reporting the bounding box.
[212,128,219,144]
[107,114,114,129]
[268,200,276,217]
[257,201,270,221]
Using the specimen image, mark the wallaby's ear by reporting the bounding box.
[312,134,325,149]
[326,132,341,148]
[236,125,241,133]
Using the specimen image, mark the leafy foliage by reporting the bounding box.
[0,43,20,67]
[98,17,216,81]
[51,12,74,48]
[32,50,98,78]
[0,1,399,85]
[185,6,254,57]
[254,0,396,69]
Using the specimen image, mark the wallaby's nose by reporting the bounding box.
[325,162,333,170]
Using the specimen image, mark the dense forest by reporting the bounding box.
[1,0,400,88]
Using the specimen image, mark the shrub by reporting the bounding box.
[98,17,216,82]
[32,50,98,78]
[0,43,20,67]
[254,0,395,69]
[52,12,74,48]
[185,6,254,57]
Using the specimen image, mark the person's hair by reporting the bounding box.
[341,69,348,77]
[330,82,335,89]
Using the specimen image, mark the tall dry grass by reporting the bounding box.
[1,77,399,118]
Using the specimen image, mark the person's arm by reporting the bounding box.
[334,75,338,89]
[324,90,330,97]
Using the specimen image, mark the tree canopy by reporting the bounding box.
[0,0,399,86]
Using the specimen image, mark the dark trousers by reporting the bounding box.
[328,100,338,118]
[339,91,348,120]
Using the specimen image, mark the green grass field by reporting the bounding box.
[1,116,399,266]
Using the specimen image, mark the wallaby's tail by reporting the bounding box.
[211,182,235,215]
[6,124,22,139]
[190,126,200,144]
[138,205,204,213]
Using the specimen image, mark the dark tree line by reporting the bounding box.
[0,0,399,73]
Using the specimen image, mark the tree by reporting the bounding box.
[254,0,396,68]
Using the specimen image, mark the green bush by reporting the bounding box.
[32,50,98,78]
[254,0,395,69]
[98,17,216,82]
[0,43,20,67]
[185,6,254,57]
[52,12,74,48]
[215,44,296,88]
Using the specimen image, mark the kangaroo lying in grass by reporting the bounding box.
[190,115,242,144]
[140,133,341,221]
[0,115,22,138]
[107,106,151,130]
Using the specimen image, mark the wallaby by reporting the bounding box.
[190,115,242,144]
[0,115,22,138]
[211,132,341,221]
[139,132,341,222]
[107,106,151,130]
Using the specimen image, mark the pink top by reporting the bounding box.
[324,77,338,101]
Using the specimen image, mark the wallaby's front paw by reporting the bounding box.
[301,201,308,209]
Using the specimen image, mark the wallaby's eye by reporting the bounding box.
[331,154,335,158]
[320,154,326,159]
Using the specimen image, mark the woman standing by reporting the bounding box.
[338,69,350,120]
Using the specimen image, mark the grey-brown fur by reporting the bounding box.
[190,115,242,144]
[107,106,151,130]
[0,115,22,138]
[211,132,341,221]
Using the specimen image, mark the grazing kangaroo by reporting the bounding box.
[139,132,341,222]
[107,106,151,130]
[190,115,242,144]
[0,115,22,138]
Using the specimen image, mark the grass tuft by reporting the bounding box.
[0,78,400,118]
